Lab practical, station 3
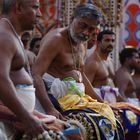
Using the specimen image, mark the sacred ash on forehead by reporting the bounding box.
[74,3,101,20]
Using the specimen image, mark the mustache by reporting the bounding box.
[107,45,113,48]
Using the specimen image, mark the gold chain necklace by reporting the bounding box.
[1,18,31,76]
[67,29,82,82]
[67,30,80,70]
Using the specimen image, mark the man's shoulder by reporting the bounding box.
[0,29,15,48]
[115,68,128,79]
[85,55,98,72]
[42,27,68,47]
[45,27,65,37]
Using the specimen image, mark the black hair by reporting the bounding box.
[119,48,138,65]
[74,3,101,20]
[2,0,25,14]
[2,0,14,14]
[30,37,41,50]
[97,30,115,41]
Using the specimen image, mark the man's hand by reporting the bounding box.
[47,107,65,120]
[22,115,45,139]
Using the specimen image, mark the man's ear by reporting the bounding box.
[15,2,23,14]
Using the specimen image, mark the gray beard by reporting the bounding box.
[69,27,83,44]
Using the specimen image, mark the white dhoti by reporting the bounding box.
[127,98,140,107]
[16,84,35,112]
[94,86,119,104]
[0,84,35,140]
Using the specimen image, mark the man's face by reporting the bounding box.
[130,52,140,69]
[20,0,42,30]
[70,17,98,44]
[100,34,115,53]
[32,40,41,55]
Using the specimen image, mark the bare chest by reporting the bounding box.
[11,41,27,70]
[125,73,136,95]
[53,44,86,71]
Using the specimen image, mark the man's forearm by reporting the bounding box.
[82,72,103,102]
[33,76,55,113]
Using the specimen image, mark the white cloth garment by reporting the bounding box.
[35,73,85,113]
[16,85,35,112]
[50,78,85,99]
[0,84,35,140]
[43,73,85,99]
[94,86,119,104]
[127,98,140,107]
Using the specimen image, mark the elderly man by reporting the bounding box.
[32,3,104,117]
[32,4,126,140]
[0,0,80,140]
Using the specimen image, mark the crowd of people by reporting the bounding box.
[0,0,140,140]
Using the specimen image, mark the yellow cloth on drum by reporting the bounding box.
[59,94,116,129]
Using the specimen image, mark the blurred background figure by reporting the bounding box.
[21,31,31,49]
[29,37,42,56]
[114,48,140,106]
[21,32,36,68]
[132,52,140,103]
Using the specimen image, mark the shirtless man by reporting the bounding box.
[133,53,140,101]
[32,3,103,116]
[85,30,124,103]
[0,0,56,139]
[114,48,140,106]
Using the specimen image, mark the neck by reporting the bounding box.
[1,17,24,48]
[96,49,108,60]
[122,65,132,73]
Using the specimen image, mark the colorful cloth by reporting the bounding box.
[43,76,125,139]
[43,76,116,128]
[63,109,125,140]
[112,102,140,133]
[59,94,116,129]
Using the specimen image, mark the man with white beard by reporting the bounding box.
[32,5,126,140]
[32,3,104,116]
